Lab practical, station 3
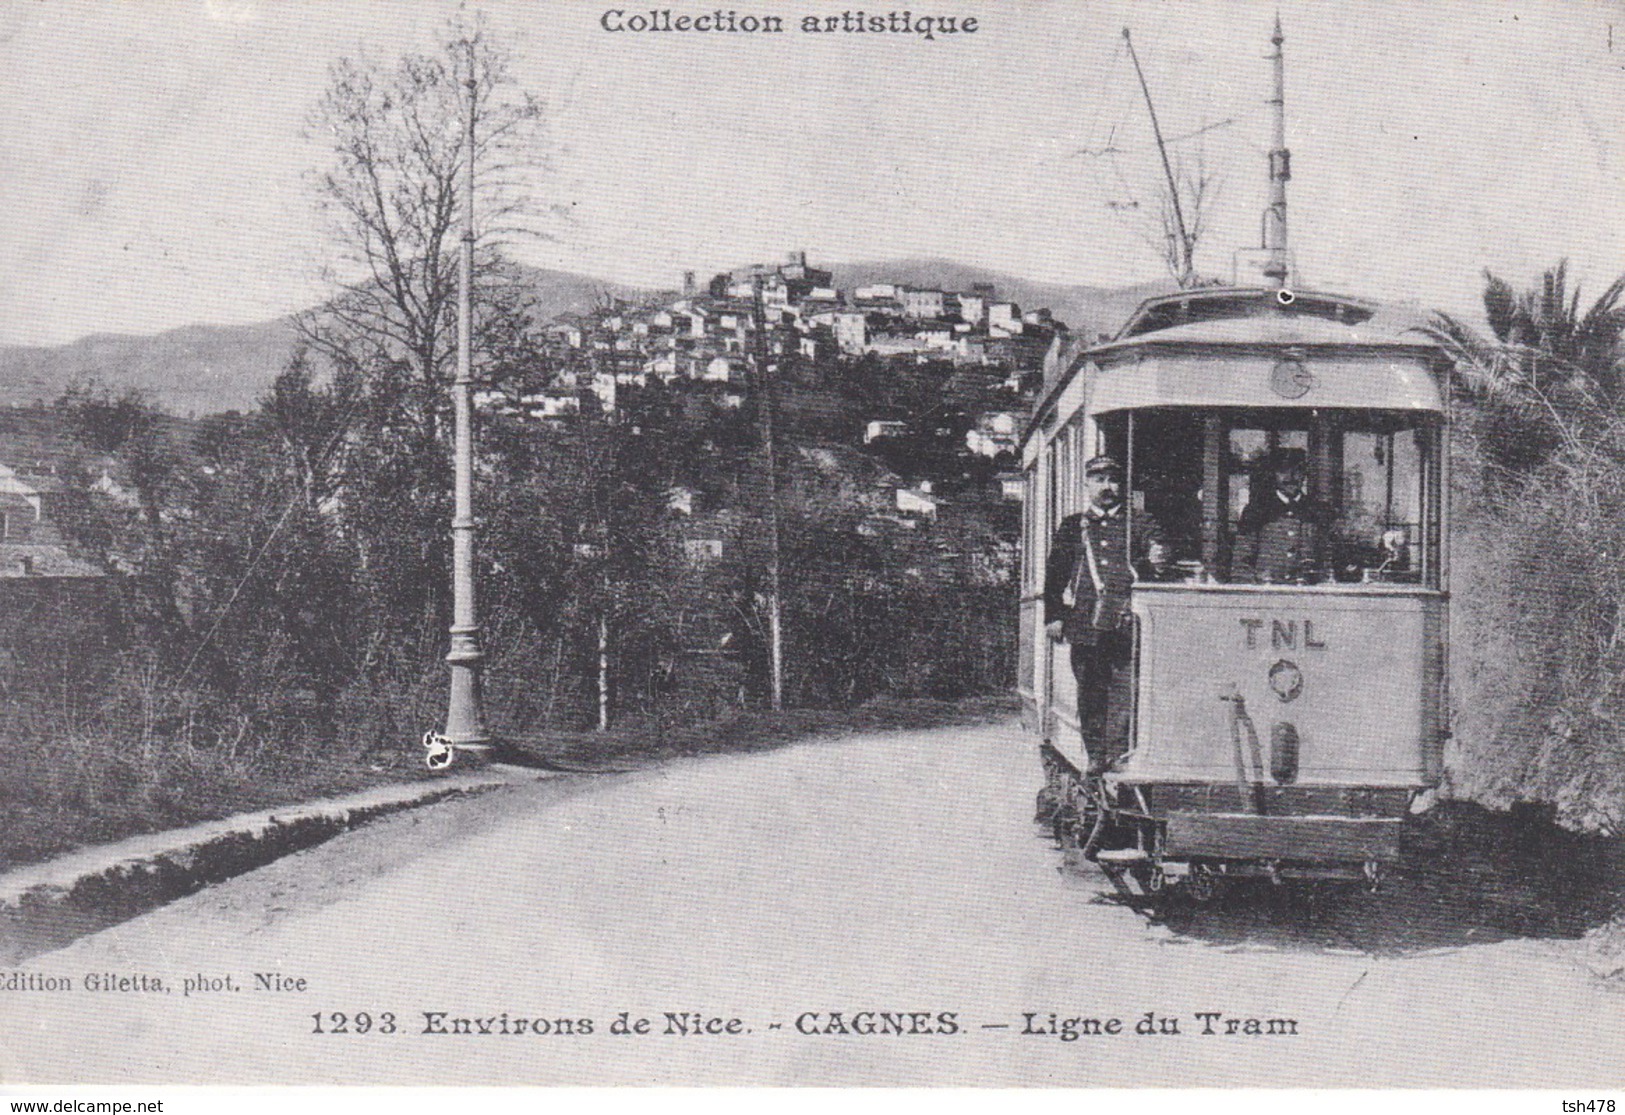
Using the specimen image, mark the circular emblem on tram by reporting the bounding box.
[1268,659,1304,703]
[1269,357,1315,399]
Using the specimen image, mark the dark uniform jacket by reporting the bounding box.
[1042,506,1164,646]
[1237,490,1329,583]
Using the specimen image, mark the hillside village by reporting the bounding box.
[0,253,1061,660]
[498,251,1054,416]
[476,252,1054,531]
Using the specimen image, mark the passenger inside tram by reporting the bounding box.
[1235,448,1329,584]
[1099,408,1439,587]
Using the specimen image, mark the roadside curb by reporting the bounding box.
[0,765,546,964]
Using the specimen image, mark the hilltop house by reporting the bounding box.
[966,412,1019,458]
[863,419,907,445]
[988,302,1023,336]
[902,288,947,319]
[895,481,939,520]
[0,463,106,578]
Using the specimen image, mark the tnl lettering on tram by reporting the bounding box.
[1238,618,1327,650]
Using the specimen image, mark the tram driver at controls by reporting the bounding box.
[1043,455,1166,774]
[1236,447,1330,584]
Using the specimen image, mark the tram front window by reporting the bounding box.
[1109,409,1442,588]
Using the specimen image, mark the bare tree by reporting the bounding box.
[1147,145,1220,287]
[298,17,548,443]
[1098,140,1222,288]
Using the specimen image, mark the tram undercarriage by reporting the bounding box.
[1036,743,1403,901]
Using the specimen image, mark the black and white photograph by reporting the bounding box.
[0,0,1623,1105]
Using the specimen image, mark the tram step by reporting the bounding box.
[1094,848,1151,866]
[1164,812,1402,863]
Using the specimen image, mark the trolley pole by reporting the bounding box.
[1263,15,1292,288]
[440,43,492,762]
[1122,27,1195,287]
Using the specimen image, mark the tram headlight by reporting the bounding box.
[1270,721,1301,784]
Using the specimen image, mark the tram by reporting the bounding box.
[1016,24,1452,897]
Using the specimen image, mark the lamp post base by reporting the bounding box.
[422,731,498,771]
[433,633,491,770]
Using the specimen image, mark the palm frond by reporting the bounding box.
[1482,270,1518,343]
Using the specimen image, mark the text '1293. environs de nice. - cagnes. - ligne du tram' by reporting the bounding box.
[1018,18,1452,901]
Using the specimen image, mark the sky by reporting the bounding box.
[0,0,1621,346]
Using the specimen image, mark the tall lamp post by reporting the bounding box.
[433,45,492,767]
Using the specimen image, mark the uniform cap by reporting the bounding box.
[1265,447,1308,470]
[1083,455,1123,477]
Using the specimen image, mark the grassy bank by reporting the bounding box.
[0,695,1018,874]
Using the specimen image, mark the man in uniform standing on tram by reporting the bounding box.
[1043,455,1166,775]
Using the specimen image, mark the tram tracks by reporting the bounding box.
[1052,834,1412,958]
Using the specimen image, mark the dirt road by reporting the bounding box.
[5,720,1621,1086]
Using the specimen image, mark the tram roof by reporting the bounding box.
[1023,288,1450,447]
[1107,287,1434,349]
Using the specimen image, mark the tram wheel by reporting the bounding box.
[1052,805,1077,850]
[1034,786,1059,827]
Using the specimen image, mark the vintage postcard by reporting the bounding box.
[0,0,1622,1103]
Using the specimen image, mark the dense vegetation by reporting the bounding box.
[0,334,1020,868]
[1436,263,1625,833]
